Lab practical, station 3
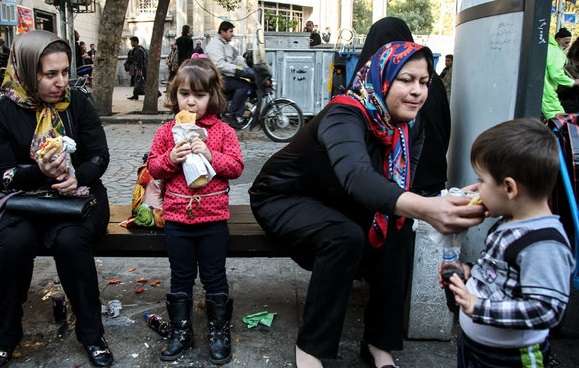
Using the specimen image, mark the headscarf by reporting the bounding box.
[348,17,413,88]
[341,41,432,248]
[1,30,71,159]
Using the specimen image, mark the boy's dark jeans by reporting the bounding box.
[164,221,229,297]
[457,329,550,368]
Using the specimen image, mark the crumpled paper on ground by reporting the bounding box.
[242,311,277,328]
[171,124,216,188]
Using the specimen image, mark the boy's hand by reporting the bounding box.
[190,138,212,162]
[449,274,477,315]
[170,140,191,165]
[437,262,471,289]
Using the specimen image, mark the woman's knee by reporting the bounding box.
[52,226,93,255]
[0,220,38,257]
[323,221,365,260]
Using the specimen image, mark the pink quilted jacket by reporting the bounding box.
[147,114,243,225]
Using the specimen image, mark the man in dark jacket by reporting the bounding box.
[125,36,148,100]
[176,25,193,67]
[305,21,321,47]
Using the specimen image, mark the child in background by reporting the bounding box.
[443,118,575,368]
[147,56,243,364]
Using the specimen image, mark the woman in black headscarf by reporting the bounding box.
[350,17,451,196]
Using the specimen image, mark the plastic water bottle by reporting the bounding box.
[144,312,171,337]
[440,235,465,313]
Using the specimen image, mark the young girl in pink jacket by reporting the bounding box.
[147,56,243,364]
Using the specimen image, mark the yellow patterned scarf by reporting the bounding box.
[1,30,71,159]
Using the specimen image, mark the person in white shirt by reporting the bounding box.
[205,21,254,124]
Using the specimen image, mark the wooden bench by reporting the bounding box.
[35,204,453,339]
[39,204,295,258]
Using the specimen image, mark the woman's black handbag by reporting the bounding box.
[0,191,96,219]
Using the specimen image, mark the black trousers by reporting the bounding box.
[250,195,412,359]
[224,77,251,118]
[164,221,229,298]
[130,74,145,97]
[0,219,107,348]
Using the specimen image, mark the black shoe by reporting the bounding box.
[0,347,12,367]
[360,340,397,368]
[160,292,193,362]
[206,295,233,365]
[83,337,113,367]
[127,96,138,100]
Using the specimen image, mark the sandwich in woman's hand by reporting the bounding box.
[36,136,63,160]
[468,195,483,206]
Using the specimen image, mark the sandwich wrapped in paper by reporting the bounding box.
[412,188,482,247]
[36,136,78,176]
[172,111,216,188]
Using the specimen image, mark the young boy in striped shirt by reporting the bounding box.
[446,118,575,368]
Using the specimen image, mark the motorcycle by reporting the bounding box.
[224,62,304,143]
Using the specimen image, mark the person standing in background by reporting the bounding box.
[559,38,579,113]
[193,40,204,55]
[125,36,148,101]
[87,43,96,64]
[440,54,453,98]
[304,21,321,47]
[176,25,193,67]
[542,33,579,119]
[166,43,178,87]
[555,27,572,51]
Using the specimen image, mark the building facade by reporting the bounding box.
[0,0,102,47]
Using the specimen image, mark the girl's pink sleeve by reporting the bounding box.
[147,124,180,179]
[210,126,244,179]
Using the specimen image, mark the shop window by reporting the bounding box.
[137,0,158,15]
[34,9,55,33]
[259,1,303,32]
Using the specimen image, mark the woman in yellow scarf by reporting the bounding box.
[0,31,112,367]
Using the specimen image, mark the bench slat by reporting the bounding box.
[37,204,301,258]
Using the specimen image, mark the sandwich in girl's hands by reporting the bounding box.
[175,110,197,125]
[171,110,214,188]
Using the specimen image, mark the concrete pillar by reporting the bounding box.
[372,0,386,23]
[175,0,187,35]
[340,0,353,31]
[407,222,454,340]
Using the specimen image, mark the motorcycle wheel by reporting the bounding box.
[261,99,304,143]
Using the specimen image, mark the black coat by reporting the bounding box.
[250,104,424,227]
[0,90,110,235]
[176,35,193,66]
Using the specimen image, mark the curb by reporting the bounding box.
[100,114,173,125]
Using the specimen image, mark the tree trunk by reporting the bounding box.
[142,0,170,113]
[93,0,130,116]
